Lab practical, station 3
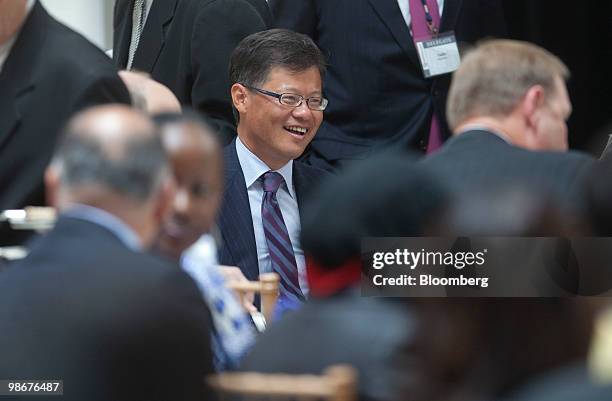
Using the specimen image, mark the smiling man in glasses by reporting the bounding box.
[217,29,330,314]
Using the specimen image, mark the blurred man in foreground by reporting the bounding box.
[0,105,214,401]
[154,112,255,370]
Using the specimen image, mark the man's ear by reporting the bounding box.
[522,85,545,128]
[44,166,60,208]
[231,83,249,114]
[520,85,545,148]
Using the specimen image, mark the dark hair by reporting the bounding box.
[53,121,168,201]
[229,29,327,122]
[301,150,449,268]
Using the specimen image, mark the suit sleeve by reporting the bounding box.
[269,0,317,38]
[190,0,267,142]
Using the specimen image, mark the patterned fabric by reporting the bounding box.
[408,0,444,153]
[261,171,305,305]
[181,235,255,371]
[127,0,146,70]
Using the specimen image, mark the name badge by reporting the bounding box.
[415,32,461,78]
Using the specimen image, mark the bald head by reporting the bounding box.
[51,105,168,202]
[119,71,181,115]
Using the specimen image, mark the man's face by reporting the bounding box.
[236,66,323,169]
[534,77,572,151]
[155,124,223,260]
[0,0,27,44]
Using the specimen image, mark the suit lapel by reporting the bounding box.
[218,143,259,280]
[367,0,421,68]
[113,0,133,68]
[0,3,42,149]
[292,163,310,213]
[440,0,463,32]
[132,0,177,72]
[0,94,21,151]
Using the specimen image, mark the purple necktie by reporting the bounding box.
[261,172,305,303]
[409,0,444,153]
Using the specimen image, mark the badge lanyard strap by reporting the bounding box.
[420,0,439,36]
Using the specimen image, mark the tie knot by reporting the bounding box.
[262,171,284,193]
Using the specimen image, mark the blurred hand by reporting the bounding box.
[218,265,257,313]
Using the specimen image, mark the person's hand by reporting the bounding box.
[218,265,257,313]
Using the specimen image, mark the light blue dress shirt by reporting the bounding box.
[181,234,256,370]
[61,203,142,251]
[235,137,309,295]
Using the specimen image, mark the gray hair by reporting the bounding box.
[52,123,168,201]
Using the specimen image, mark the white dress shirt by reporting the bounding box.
[235,137,308,295]
[397,0,445,31]
[0,0,35,74]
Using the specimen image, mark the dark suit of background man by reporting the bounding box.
[421,40,595,219]
[0,105,214,401]
[270,0,507,171]
[113,0,272,143]
[0,0,130,245]
[217,29,328,312]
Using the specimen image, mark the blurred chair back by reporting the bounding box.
[226,272,279,326]
[207,365,357,401]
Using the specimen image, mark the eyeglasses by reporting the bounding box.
[241,83,328,111]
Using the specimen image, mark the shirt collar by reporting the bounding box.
[0,0,35,74]
[60,203,142,251]
[235,137,295,198]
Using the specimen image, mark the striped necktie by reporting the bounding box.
[260,171,305,303]
[127,0,146,70]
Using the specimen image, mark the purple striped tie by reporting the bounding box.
[261,172,305,302]
[409,0,444,153]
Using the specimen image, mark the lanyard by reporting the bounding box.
[419,0,439,35]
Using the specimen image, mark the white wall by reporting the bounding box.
[40,0,115,51]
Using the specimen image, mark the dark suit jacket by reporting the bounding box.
[217,140,328,281]
[420,130,595,213]
[113,0,271,143]
[0,2,130,244]
[270,0,507,167]
[0,216,214,401]
[241,293,417,401]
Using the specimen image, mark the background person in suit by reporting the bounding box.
[0,0,130,246]
[217,29,329,313]
[421,39,594,219]
[0,105,214,401]
[270,0,507,171]
[113,0,272,144]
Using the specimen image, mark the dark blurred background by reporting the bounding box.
[502,0,612,153]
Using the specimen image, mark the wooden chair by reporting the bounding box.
[225,272,280,328]
[207,365,357,401]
